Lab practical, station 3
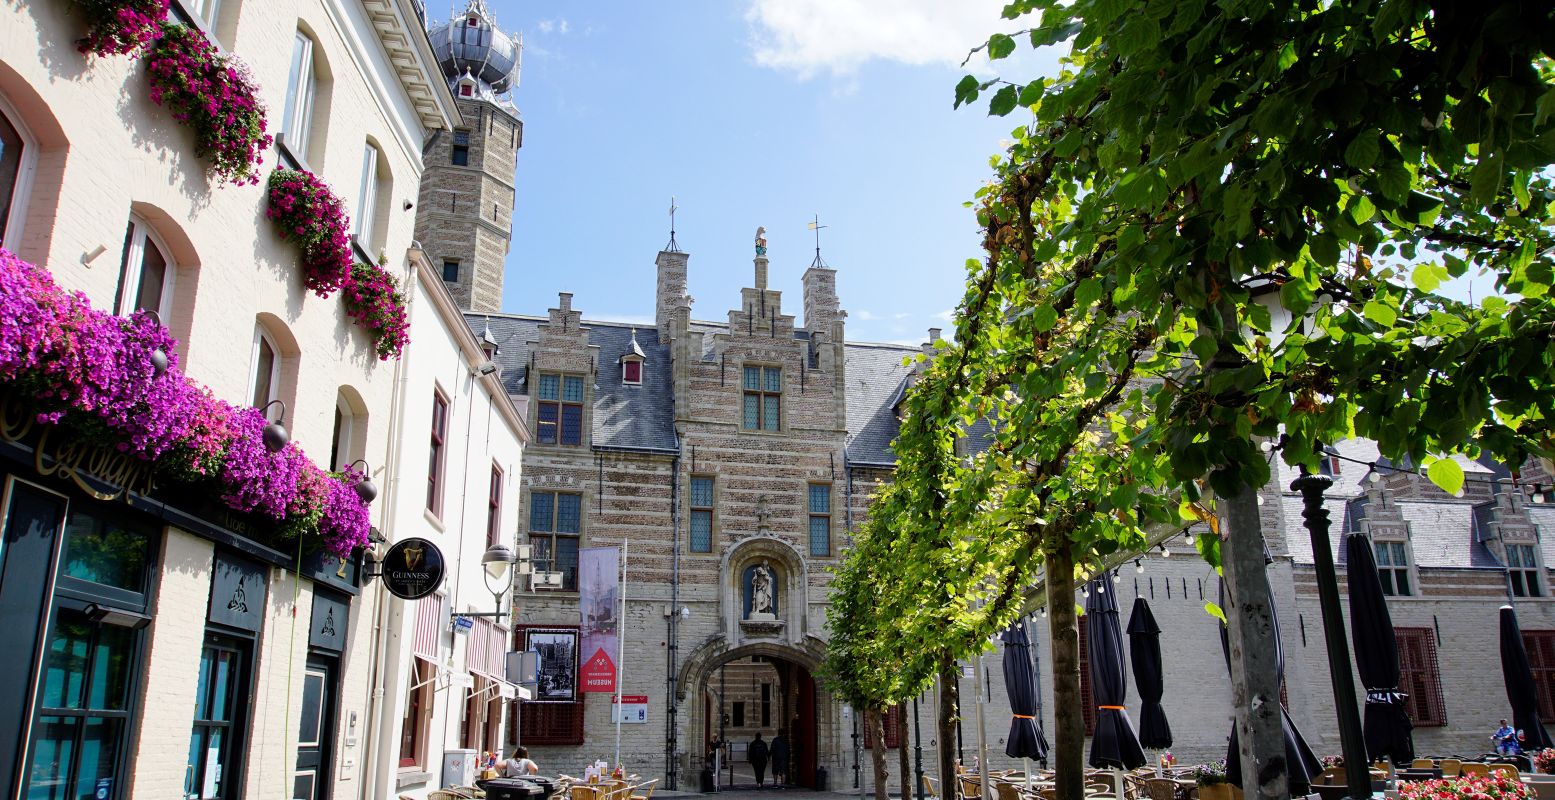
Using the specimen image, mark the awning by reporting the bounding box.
[412,592,445,661]
[468,618,506,679]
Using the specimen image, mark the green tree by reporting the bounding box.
[829,1,1555,799]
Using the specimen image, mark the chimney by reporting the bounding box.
[802,265,839,336]
[655,249,689,337]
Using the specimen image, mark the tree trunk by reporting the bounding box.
[1221,484,1289,799]
[1047,537,1084,800]
[938,660,959,800]
[869,707,891,800]
[899,706,913,800]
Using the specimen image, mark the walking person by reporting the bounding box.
[749,731,770,787]
[770,729,790,786]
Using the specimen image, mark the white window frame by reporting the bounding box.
[354,143,379,249]
[189,0,222,29]
[249,327,281,410]
[282,32,316,159]
[622,357,643,385]
[0,91,39,252]
[115,216,176,321]
[331,393,355,471]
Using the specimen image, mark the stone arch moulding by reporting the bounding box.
[675,636,827,703]
[720,534,808,646]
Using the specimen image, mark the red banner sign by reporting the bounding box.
[578,547,619,692]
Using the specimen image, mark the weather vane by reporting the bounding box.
[807,213,829,268]
[665,195,682,253]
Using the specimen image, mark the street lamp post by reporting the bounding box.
[1293,471,1370,799]
[913,696,925,800]
[460,542,532,620]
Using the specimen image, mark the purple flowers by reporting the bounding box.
[266,169,410,359]
[266,169,354,296]
[0,248,371,557]
[73,0,170,56]
[145,24,271,186]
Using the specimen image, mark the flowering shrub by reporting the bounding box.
[265,169,355,296]
[1192,760,1227,787]
[145,24,271,185]
[342,261,409,360]
[1535,749,1555,775]
[1398,774,1531,800]
[0,248,369,558]
[72,0,169,56]
[1321,755,1344,770]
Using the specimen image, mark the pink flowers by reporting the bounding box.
[342,261,410,360]
[1398,774,1531,800]
[1535,749,1555,775]
[145,24,271,186]
[266,169,355,296]
[265,169,410,359]
[0,248,371,558]
[73,0,169,56]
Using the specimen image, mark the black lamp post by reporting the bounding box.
[913,696,925,800]
[1293,471,1370,799]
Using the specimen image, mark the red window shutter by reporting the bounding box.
[1526,631,1555,721]
[885,705,903,749]
[1396,627,1447,727]
[1078,624,1095,736]
[512,625,587,744]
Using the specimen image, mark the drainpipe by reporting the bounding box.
[362,253,421,799]
[666,441,683,788]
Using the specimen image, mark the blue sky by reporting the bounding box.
[478,0,1040,344]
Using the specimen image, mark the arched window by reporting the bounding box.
[281,28,331,166]
[0,92,37,251]
[250,327,281,409]
[354,140,391,253]
[330,386,368,471]
[189,0,240,47]
[249,314,300,418]
[116,215,175,320]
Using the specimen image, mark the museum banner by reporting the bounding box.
[578,546,619,693]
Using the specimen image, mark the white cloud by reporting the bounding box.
[535,18,570,35]
[856,309,879,320]
[934,308,955,321]
[745,0,1022,78]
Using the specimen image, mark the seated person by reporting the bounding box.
[501,746,540,777]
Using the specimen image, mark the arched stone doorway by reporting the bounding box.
[678,639,833,790]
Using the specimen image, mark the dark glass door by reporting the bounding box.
[25,607,140,800]
[0,481,67,793]
[293,654,338,800]
[185,633,249,799]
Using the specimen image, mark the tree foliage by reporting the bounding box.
[827,0,1555,791]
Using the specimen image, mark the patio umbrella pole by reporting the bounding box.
[1293,472,1370,800]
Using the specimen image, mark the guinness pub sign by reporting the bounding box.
[380,537,446,600]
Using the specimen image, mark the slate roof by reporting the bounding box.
[843,342,916,466]
[465,312,680,453]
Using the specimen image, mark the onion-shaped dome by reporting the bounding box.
[428,0,519,95]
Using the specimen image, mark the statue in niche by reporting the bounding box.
[749,563,775,619]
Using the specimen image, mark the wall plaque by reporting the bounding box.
[209,553,268,632]
[310,590,349,653]
[380,537,445,600]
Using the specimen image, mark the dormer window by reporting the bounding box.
[459,84,474,97]
[467,15,479,26]
[620,329,646,385]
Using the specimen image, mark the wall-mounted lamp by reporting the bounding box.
[257,400,289,452]
[137,309,169,376]
[346,459,378,503]
[83,602,152,630]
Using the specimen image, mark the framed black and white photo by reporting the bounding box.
[524,628,577,702]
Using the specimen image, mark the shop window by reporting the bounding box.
[1374,540,1412,597]
[1509,544,1543,597]
[535,374,584,446]
[115,216,175,321]
[0,94,35,250]
[690,476,714,553]
[808,484,831,557]
[1395,627,1446,726]
[529,491,580,591]
[428,389,449,516]
[184,632,252,799]
[487,463,503,547]
[282,31,318,159]
[742,366,781,431]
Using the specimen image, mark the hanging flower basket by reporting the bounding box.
[0,248,370,558]
[341,260,410,360]
[72,0,170,56]
[266,168,354,296]
[145,23,271,186]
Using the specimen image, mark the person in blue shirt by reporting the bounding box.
[1494,720,1517,755]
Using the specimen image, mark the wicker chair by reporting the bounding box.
[923,775,940,800]
[1489,764,1521,780]
[995,781,1025,800]
[629,779,658,800]
[1144,778,1182,800]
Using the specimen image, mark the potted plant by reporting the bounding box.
[1399,774,1531,800]
[1195,760,1230,800]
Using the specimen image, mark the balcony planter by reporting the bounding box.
[145,23,271,185]
[72,0,170,56]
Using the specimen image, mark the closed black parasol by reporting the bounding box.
[1126,597,1172,750]
[1501,605,1555,750]
[1086,578,1146,770]
[1345,532,1414,763]
[1002,622,1050,763]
